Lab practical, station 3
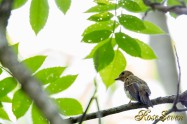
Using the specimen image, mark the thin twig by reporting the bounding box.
[95,97,102,124]
[173,45,181,106]
[0,65,13,76]
[79,78,98,124]
[152,45,183,124]
[79,97,95,124]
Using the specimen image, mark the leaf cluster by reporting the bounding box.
[82,0,165,88]
[0,44,82,123]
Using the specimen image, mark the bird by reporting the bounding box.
[115,70,153,107]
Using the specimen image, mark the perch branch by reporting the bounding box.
[66,93,187,123]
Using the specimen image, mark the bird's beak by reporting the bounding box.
[115,77,120,80]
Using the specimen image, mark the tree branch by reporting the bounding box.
[0,1,70,124]
[143,0,187,15]
[66,93,187,123]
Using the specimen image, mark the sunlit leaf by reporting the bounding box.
[115,32,141,57]
[85,38,110,59]
[82,20,117,36]
[0,68,2,75]
[11,43,19,55]
[100,49,126,88]
[32,105,48,124]
[88,12,114,22]
[46,75,78,94]
[140,21,165,34]
[85,3,118,13]
[34,67,66,85]
[55,0,71,14]
[167,0,181,6]
[0,95,12,103]
[0,107,10,120]
[82,30,112,43]
[30,0,49,34]
[56,98,83,116]
[135,39,157,59]
[13,0,28,9]
[12,89,32,119]
[119,0,142,12]
[94,0,110,5]
[0,77,17,98]
[21,56,46,73]
[118,14,145,32]
[93,39,114,71]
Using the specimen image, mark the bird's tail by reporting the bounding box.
[140,93,153,107]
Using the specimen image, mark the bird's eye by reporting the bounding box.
[121,72,125,75]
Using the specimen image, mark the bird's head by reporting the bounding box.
[115,70,133,81]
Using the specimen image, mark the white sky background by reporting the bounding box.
[3,0,187,123]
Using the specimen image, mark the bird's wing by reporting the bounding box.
[125,75,141,102]
[137,77,151,95]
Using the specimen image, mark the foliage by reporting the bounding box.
[0,44,81,123]
[83,0,163,88]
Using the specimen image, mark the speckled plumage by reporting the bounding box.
[115,71,153,107]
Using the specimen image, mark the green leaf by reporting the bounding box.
[100,49,126,88]
[11,43,19,55]
[119,0,142,12]
[46,75,78,94]
[34,67,66,85]
[118,14,145,32]
[13,0,28,9]
[0,68,2,75]
[56,98,83,116]
[0,107,10,120]
[88,12,114,22]
[133,0,148,11]
[82,20,117,36]
[0,77,17,98]
[55,0,71,14]
[115,32,141,57]
[30,0,49,34]
[0,95,12,103]
[32,105,48,124]
[12,90,32,119]
[136,39,157,59]
[85,38,110,59]
[86,3,118,13]
[82,30,112,43]
[22,56,46,73]
[93,39,114,71]
[167,0,181,6]
[140,21,165,34]
[94,0,110,5]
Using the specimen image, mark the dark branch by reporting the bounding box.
[153,45,183,124]
[0,1,70,124]
[66,94,187,123]
[143,0,187,15]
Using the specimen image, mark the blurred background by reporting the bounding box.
[1,0,187,123]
